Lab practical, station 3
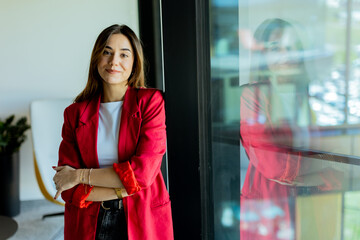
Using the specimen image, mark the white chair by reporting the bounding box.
[30,99,73,218]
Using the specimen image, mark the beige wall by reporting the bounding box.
[0,0,139,200]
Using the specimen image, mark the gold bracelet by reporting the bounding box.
[88,168,93,187]
[114,188,127,199]
[79,169,85,184]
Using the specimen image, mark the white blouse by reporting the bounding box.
[97,101,123,168]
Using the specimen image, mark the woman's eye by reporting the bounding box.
[103,50,111,55]
[120,53,128,58]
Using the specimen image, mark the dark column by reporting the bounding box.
[162,0,212,238]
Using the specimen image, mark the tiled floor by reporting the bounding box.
[8,200,64,240]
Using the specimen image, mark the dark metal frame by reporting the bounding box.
[161,0,201,237]
[138,0,168,188]
[138,0,163,89]
[162,0,213,239]
[139,0,213,239]
[195,0,214,239]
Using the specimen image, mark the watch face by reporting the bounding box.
[119,188,125,198]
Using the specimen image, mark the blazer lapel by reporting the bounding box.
[74,87,142,167]
[118,87,142,162]
[75,96,101,168]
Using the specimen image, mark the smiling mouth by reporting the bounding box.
[106,69,121,74]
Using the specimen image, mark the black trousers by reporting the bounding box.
[95,199,128,240]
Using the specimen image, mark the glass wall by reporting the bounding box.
[209,0,360,239]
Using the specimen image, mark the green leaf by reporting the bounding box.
[4,115,15,126]
[0,114,30,155]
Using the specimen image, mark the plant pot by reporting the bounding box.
[0,152,20,217]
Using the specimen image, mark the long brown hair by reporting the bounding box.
[75,24,146,103]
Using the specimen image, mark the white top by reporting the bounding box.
[97,101,123,168]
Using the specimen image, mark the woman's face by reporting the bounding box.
[97,33,134,87]
[264,27,301,73]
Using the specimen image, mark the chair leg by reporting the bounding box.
[42,211,64,220]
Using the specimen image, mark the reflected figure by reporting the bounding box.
[240,18,343,240]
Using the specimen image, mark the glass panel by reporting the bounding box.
[349,1,360,124]
[209,0,360,239]
[210,1,240,239]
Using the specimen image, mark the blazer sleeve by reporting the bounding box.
[240,85,344,189]
[58,106,94,207]
[113,90,166,194]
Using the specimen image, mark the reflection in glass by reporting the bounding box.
[240,18,343,240]
[209,1,360,240]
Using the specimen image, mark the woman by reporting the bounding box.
[53,24,173,240]
[240,19,342,239]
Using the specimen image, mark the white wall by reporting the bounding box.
[0,0,139,200]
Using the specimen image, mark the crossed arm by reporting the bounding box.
[56,90,166,206]
[53,166,128,202]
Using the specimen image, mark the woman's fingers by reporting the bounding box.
[52,165,74,186]
[54,189,62,200]
[52,165,78,196]
[52,166,65,172]
[52,166,66,199]
[53,179,66,199]
[53,179,62,199]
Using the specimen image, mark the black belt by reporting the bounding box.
[101,199,123,210]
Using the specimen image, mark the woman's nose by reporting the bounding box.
[110,55,121,66]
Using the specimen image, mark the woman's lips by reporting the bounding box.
[106,69,121,74]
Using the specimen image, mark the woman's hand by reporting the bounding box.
[53,165,80,200]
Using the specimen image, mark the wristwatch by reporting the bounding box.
[114,188,127,199]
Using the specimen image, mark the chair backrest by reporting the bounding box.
[30,99,73,205]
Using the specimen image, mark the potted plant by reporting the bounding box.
[0,115,30,217]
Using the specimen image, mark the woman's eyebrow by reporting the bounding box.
[105,45,131,52]
[120,48,132,52]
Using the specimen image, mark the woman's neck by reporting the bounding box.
[102,83,128,102]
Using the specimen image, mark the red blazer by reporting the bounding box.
[240,85,299,239]
[58,87,174,240]
[240,84,342,239]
